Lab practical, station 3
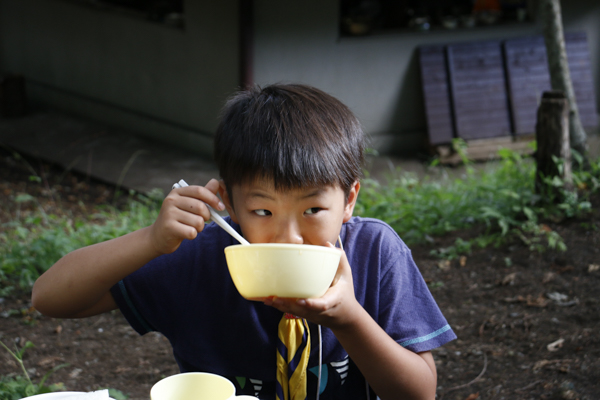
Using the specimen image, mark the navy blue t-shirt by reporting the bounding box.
[110,216,456,399]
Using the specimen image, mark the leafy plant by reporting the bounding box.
[0,191,161,291]
[0,341,129,399]
[0,340,66,400]
[356,141,597,259]
[103,388,129,400]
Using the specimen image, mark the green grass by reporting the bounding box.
[0,190,162,294]
[0,340,67,400]
[355,143,599,259]
[0,340,129,400]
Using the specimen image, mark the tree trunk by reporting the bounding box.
[535,91,572,197]
[540,0,588,158]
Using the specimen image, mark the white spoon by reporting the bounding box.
[172,179,250,245]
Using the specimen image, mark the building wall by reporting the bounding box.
[0,0,240,157]
[253,0,600,155]
[0,1,598,156]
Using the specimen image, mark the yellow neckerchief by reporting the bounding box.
[276,313,311,400]
[276,237,342,400]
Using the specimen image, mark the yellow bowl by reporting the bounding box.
[224,243,342,300]
[150,372,235,400]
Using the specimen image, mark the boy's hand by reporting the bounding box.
[150,178,225,255]
[263,243,361,330]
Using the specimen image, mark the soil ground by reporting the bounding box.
[1,149,599,400]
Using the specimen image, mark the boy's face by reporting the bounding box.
[219,178,359,246]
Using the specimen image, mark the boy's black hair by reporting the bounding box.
[214,84,365,199]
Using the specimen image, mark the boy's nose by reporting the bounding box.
[273,219,303,244]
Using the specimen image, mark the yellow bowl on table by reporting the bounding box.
[224,243,342,300]
[151,372,257,400]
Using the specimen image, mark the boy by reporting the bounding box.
[32,84,456,399]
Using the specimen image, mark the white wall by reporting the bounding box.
[253,0,600,155]
[0,0,240,157]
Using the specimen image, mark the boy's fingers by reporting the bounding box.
[267,298,314,319]
[325,242,350,286]
[175,181,225,211]
[305,283,343,311]
[266,284,342,316]
[330,248,350,287]
[174,196,212,221]
[174,208,206,234]
[204,178,221,194]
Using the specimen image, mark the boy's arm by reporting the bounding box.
[32,226,161,318]
[32,179,225,318]
[264,248,437,400]
[329,306,437,400]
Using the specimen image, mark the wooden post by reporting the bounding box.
[535,90,572,197]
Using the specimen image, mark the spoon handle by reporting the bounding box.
[172,179,250,245]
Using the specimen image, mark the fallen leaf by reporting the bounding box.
[69,368,83,378]
[547,292,568,302]
[459,256,467,267]
[465,393,480,400]
[589,264,600,273]
[533,359,550,371]
[37,356,64,368]
[556,265,574,273]
[542,272,556,283]
[539,224,552,232]
[501,272,517,285]
[547,292,579,307]
[527,294,549,307]
[55,325,63,334]
[547,338,564,352]
[438,260,451,271]
[559,364,571,373]
[503,295,525,303]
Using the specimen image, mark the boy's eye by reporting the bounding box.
[254,209,272,216]
[305,207,322,215]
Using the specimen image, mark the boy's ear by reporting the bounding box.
[217,180,239,224]
[343,181,360,223]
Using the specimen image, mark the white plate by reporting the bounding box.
[25,392,116,400]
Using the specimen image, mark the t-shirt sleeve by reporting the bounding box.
[109,245,189,336]
[346,218,456,354]
[109,228,219,337]
[379,243,456,353]
[111,273,160,335]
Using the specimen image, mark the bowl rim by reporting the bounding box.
[24,392,116,400]
[150,372,235,396]
[224,243,342,254]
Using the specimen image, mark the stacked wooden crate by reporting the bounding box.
[419,32,598,163]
